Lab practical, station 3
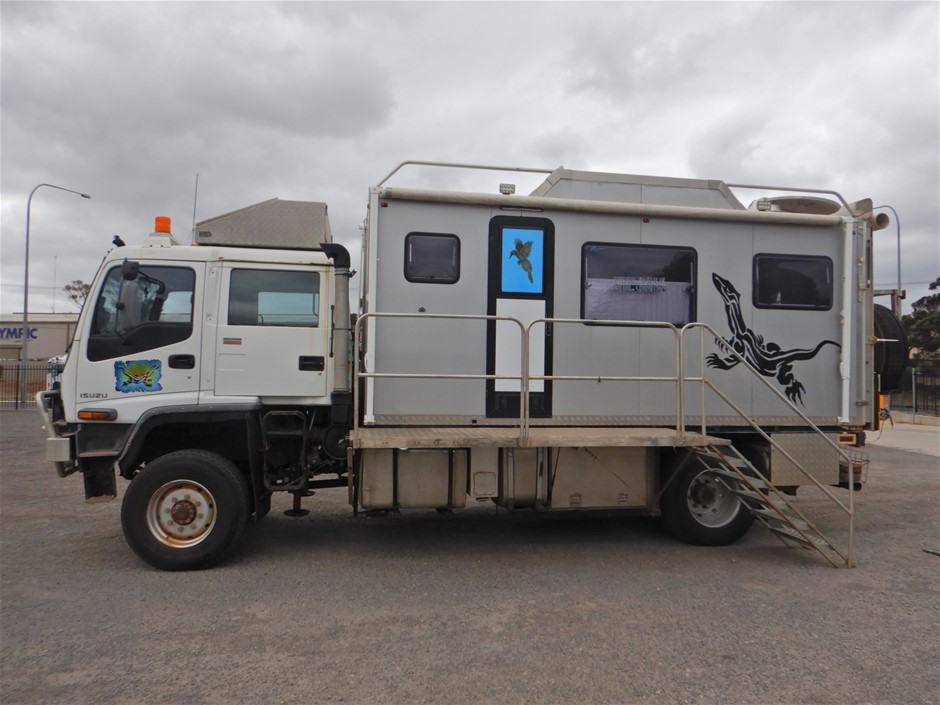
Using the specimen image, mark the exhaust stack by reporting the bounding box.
[320,243,353,426]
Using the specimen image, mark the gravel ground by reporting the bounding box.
[1,409,938,705]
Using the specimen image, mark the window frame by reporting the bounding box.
[497,225,546,297]
[227,268,321,328]
[403,232,461,284]
[752,253,833,311]
[579,241,697,326]
[86,264,196,362]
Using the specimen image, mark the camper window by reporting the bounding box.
[87,265,195,362]
[753,254,832,310]
[228,269,321,327]
[404,233,460,284]
[581,243,696,325]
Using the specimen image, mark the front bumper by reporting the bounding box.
[36,390,76,477]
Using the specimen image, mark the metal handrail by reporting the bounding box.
[352,312,528,438]
[354,314,858,461]
[353,314,686,441]
[681,322,856,564]
[375,160,556,189]
[522,318,683,439]
[681,322,857,494]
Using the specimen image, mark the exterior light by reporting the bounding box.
[155,216,172,233]
[77,408,118,421]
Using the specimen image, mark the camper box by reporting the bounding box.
[360,165,872,430]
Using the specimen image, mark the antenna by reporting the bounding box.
[190,172,199,244]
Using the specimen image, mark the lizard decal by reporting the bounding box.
[707,273,839,405]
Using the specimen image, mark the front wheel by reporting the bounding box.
[661,459,755,546]
[121,450,250,570]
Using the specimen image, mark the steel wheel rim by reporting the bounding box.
[146,480,217,548]
[686,471,740,528]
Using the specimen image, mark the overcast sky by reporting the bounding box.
[1,1,938,318]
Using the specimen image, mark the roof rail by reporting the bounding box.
[375,160,557,188]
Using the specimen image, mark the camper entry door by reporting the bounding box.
[486,217,554,418]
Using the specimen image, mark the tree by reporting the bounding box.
[63,280,91,310]
[901,276,940,367]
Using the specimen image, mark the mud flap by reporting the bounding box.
[81,456,117,501]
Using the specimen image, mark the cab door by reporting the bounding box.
[78,260,204,419]
[214,265,329,402]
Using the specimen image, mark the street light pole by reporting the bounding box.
[20,183,91,405]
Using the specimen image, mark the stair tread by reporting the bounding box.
[727,486,778,503]
[769,525,830,549]
[701,445,750,458]
[751,507,811,530]
[710,471,769,490]
[699,446,848,566]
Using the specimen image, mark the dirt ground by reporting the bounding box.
[1,409,938,705]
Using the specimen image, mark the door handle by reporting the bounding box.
[168,354,196,369]
[299,356,325,371]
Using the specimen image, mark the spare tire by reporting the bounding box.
[873,303,908,392]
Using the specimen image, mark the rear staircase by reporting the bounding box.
[692,443,857,568]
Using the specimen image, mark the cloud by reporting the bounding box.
[1,0,937,316]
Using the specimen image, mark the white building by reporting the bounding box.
[0,313,79,361]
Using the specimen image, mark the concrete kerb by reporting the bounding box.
[890,411,940,427]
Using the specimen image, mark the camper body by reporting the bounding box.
[37,163,898,570]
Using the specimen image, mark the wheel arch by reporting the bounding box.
[116,405,270,518]
[117,404,261,479]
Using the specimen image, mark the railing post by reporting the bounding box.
[675,326,683,441]
[696,326,707,436]
[520,320,529,442]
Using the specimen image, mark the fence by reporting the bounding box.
[0,362,60,409]
[889,365,940,415]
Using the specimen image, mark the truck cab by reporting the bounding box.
[39,206,352,569]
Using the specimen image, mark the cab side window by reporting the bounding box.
[87,266,195,362]
[227,269,320,327]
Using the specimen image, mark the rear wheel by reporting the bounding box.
[661,457,755,546]
[121,450,250,571]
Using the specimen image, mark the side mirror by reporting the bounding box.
[122,259,140,281]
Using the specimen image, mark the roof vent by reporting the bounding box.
[750,196,841,215]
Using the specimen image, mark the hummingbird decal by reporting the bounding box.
[509,238,534,284]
